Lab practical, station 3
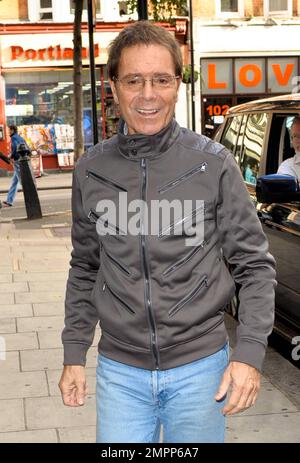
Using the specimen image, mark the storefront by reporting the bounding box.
[200,56,300,137]
[0,21,188,172]
[192,20,300,136]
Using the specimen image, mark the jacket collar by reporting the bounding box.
[117,118,181,160]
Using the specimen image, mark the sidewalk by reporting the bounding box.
[0,219,299,443]
[0,172,72,194]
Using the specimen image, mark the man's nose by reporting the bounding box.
[140,79,156,99]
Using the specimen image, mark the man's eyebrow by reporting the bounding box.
[119,72,174,78]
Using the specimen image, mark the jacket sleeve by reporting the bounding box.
[216,151,277,372]
[62,169,100,366]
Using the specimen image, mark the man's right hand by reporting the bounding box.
[58,365,88,407]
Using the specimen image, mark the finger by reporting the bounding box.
[215,369,231,401]
[224,386,255,415]
[75,380,87,406]
[222,385,244,415]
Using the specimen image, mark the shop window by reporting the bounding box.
[202,96,232,138]
[240,113,268,185]
[40,0,53,20]
[216,0,244,17]
[4,68,119,160]
[264,0,292,17]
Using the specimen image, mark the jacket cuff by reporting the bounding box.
[63,343,90,366]
[230,340,267,372]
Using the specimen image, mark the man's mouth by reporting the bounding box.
[136,109,159,115]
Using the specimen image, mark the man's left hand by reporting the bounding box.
[215,361,260,415]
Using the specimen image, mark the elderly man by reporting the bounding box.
[59,21,276,443]
[278,116,300,180]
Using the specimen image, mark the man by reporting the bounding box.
[277,116,300,180]
[2,125,27,207]
[59,21,276,443]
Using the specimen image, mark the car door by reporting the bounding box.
[258,113,300,336]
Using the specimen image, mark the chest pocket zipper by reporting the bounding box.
[168,275,208,318]
[86,169,127,192]
[158,162,207,194]
[103,280,136,316]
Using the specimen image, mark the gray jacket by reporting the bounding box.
[62,119,276,372]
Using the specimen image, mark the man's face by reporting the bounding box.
[109,44,181,136]
[290,121,300,153]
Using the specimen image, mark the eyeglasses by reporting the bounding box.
[113,75,181,92]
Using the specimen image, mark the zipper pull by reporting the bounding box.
[102,281,106,291]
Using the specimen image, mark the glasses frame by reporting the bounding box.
[112,75,181,91]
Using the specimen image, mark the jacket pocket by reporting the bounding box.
[102,246,131,276]
[158,203,205,239]
[168,275,208,318]
[162,241,207,277]
[86,169,127,192]
[102,280,136,316]
[158,162,207,194]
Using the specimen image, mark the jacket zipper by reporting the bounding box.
[168,275,208,318]
[102,246,131,276]
[86,169,128,192]
[88,208,125,235]
[158,204,205,239]
[141,158,160,369]
[162,241,207,277]
[158,162,207,194]
[102,280,135,315]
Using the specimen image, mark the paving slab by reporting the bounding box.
[0,399,25,432]
[58,426,96,443]
[0,318,16,334]
[14,272,68,283]
[25,395,96,430]
[0,304,33,318]
[17,316,64,333]
[0,274,13,283]
[0,293,14,305]
[226,412,300,443]
[0,429,58,443]
[33,302,65,317]
[4,332,38,351]
[0,351,20,372]
[15,292,64,304]
[0,371,48,399]
[0,282,29,293]
[29,281,67,292]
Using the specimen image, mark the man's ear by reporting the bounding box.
[109,79,119,105]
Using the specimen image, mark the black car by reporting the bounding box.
[214,93,300,344]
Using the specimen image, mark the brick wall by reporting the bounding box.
[193,0,215,18]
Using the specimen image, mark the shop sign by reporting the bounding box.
[201,57,298,94]
[10,44,99,62]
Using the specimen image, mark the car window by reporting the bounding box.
[266,114,298,175]
[240,113,268,186]
[220,116,242,156]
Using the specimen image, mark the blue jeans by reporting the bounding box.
[6,161,21,205]
[96,344,229,443]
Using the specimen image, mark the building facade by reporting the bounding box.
[193,0,300,136]
[0,1,188,171]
